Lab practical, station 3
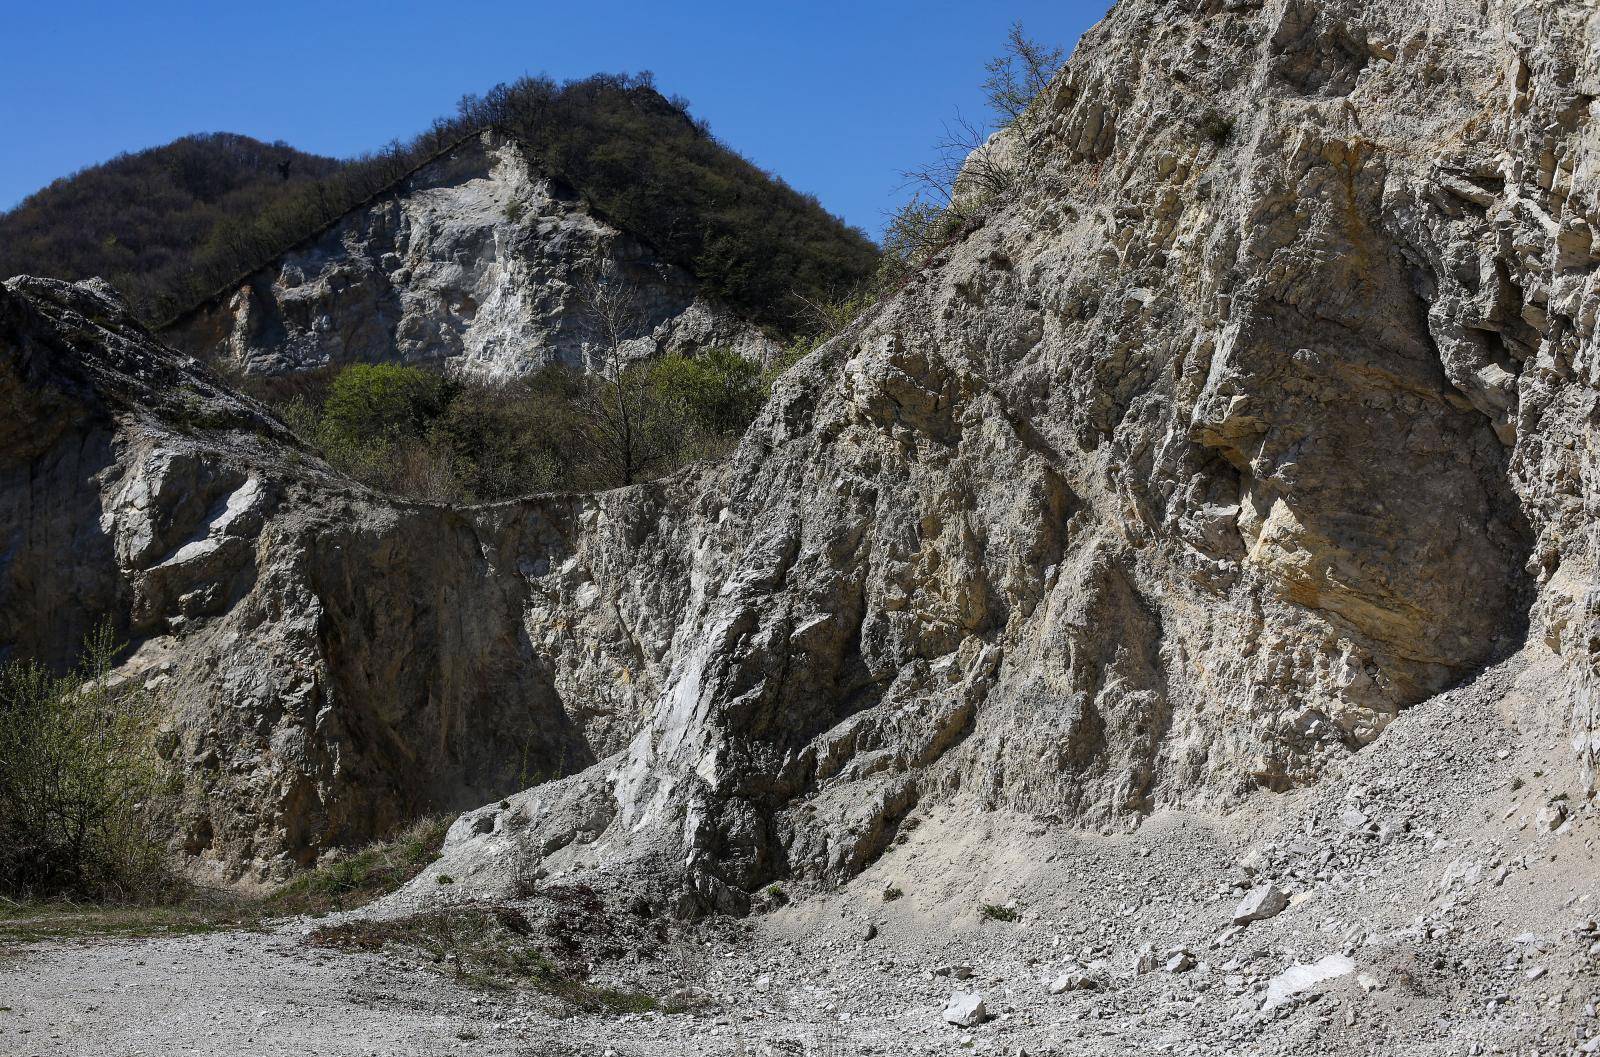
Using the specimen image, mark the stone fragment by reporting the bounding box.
[1232,884,1289,925]
[943,992,988,1027]
[1536,800,1568,833]
[1261,955,1356,1010]
[1048,971,1098,994]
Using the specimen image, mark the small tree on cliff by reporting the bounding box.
[574,263,671,486]
[885,22,1065,285]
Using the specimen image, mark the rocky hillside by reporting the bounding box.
[162,131,775,377]
[2,0,1597,928]
[1,75,879,347]
[0,275,661,879]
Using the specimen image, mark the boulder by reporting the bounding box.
[942,991,988,1027]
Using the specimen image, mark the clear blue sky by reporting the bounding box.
[0,1,1110,239]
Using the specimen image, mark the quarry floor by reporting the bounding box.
[3,653,1598,1057]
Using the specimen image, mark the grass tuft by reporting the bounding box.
[265,816,449,916]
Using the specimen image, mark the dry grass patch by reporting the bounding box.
[309,904,658,1014]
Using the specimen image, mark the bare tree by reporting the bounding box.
[982,21,1065,135]
[574,263,666,486]
[888,23,1064,282]
[898,23,1065,216]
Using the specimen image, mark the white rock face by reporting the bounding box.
[1261,954,1356,1010]
[165,131,775,378]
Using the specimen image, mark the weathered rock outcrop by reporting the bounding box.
[0,276,666,880]
[5,0,1600,911]
[417,0,1600,911]
[163,131,774,377]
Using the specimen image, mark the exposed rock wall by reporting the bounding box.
[0,277,669,880]
[5,0,1600,912]
[164,131,775,377]
[421,0,1600,912]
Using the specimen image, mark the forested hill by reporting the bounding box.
[0,134,344,322]
[0,74,879,333]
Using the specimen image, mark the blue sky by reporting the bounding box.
[0,1,1110,239]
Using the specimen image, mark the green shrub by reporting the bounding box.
[0,624,174,902]
[979,903,1020,922]
[270,349,770,503]
[320,363,456,446]
[648,347,763,438]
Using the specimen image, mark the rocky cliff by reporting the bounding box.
[163,131,775,377]
[1,276,677,880]
[3,0,1599,910]
[415,0,1600,912]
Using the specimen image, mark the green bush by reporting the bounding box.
[0,624,174,901]
[270,350,769,503]
[319,363,457,446]
[648,347,763,438]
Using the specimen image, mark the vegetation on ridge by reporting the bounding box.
[262,344,764,502]
[0,134,343,324]
[0,74,879,333]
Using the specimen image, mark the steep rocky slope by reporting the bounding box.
[3,0,1598,923]
[404,0,1600,916]
[163,130,775,377]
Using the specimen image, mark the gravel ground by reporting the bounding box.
[5,652,1598,1057]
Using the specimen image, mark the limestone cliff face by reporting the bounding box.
[418,0,1600,910]
[5,0,1600,905]
[164,131,775,377]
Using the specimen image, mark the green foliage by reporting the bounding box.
[0,623,175,901]
[979,903,1020,922]
[0,134,343,322]
[321,363,457,444]
[879,195,966,289]
[268,349,768,503]
[265,816,449,916]
[648,347,763,437]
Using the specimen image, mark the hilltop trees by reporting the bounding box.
[0,75,878,334]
